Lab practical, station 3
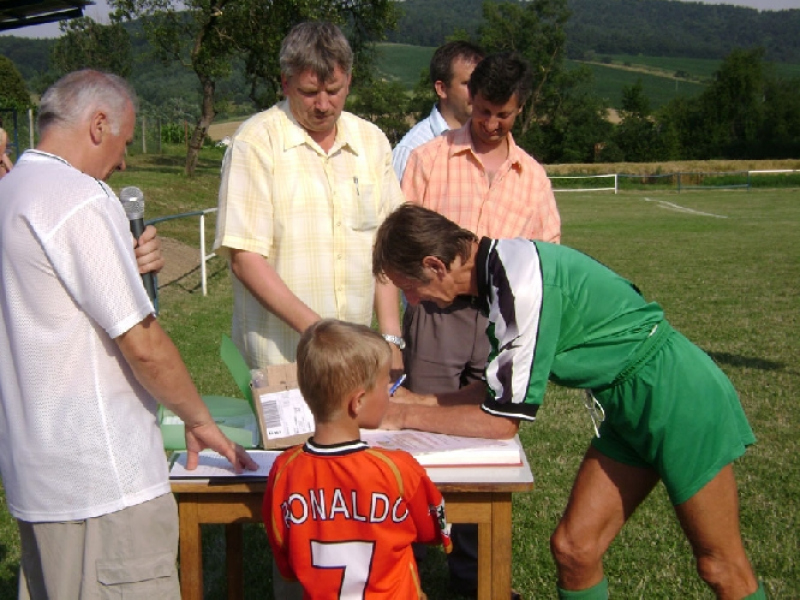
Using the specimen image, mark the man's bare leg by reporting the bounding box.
[550,447,660,592]
[674,464,759,599]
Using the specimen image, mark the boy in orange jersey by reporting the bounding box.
[263,319,452,599]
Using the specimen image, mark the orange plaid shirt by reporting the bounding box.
[401,122,561,242]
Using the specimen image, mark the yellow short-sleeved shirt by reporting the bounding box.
[214,101,404,367]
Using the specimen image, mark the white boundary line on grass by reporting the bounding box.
[643,197,728,219]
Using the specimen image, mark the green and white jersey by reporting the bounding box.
[475,238,664,421]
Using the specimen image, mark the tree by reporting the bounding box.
[348,79,410,146]
[232,2,398,111]
[613,79,662,162]
[112,0,239,176]
[662,47,777,159]
[406,66,437,123]
[760,76,800,158]
[51,17,132,78]
[476,0,615,164]
[0,56,31,110]
[112,0,398,176]
[478,0,571,135]
[535,85,615,164]
[620,79,650,118]
[703,47,768,156]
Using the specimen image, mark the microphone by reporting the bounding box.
[119,186,158,305]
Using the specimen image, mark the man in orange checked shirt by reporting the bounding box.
[399,51,561,598]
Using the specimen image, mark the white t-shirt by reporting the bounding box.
[0,150,168,522]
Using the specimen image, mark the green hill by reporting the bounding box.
[388,0,800,64]
[3,1,799,119]
[373,43,710,110]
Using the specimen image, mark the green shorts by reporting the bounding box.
[592,325,756,505]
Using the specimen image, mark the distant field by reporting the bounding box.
[374,42,435,88]
[374,43,800,110]
[374,43,704,109]
[567,61,706,109]
[600,54,723,79]
[605,53,800,80]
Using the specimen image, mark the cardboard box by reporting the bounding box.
[251,362,315,449]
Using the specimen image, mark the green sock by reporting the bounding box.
[743,582,766,600]
[557,577,609,600]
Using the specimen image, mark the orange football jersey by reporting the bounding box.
[264,439,452,599]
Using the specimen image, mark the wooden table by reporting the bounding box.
[171,451,533,600]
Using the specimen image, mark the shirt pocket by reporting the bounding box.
[97,550,179,599]
[347,177,379,232]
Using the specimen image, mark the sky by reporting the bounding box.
[3,0,799,39]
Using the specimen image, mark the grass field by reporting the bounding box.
[375,42,436,89]
[568,61,706,109]
[0,150,797,598]
[603,53,800,81]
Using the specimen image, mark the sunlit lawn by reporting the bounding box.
[0,148,797,598]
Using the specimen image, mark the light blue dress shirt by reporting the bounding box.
[391,104,450,182]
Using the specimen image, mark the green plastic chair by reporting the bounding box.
[159,335,260,450]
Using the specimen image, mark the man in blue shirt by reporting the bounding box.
[392,41,484,181]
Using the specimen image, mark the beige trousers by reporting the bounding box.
[17,493,180,600]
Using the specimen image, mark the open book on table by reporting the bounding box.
[168,432,523,479]
[360,430,523,468]
[169,450,281,478]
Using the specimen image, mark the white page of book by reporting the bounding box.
[169,450,281,478]
[360,430,522,467]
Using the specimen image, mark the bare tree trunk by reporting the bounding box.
[185,76,216,176]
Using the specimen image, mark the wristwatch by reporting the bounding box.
[382,334,406,350]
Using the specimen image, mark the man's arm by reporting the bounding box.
[116,315,257,472]
[229,248,320,334]
[373,277,404,371]
[400,147,430,205]
[134,224,164,274]
[382,381,520,439]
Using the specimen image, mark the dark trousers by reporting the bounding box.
[404,298,489,593]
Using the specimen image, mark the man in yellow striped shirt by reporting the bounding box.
[214,22,405,373]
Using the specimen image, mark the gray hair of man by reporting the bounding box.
[279,21,353,82]
[38,70,138,137]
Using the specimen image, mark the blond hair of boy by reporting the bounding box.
[297,319,392,436]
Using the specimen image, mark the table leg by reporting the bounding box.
[491,494,513,599]
[476,501,493,600]
[226,523,244,600]
[178,495,203,600]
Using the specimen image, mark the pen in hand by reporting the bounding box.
[389,373,407,396]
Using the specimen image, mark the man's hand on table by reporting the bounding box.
[184,421,259,474]
[380,402,406,430]
[380,388,438,430]
[390,386,437,405]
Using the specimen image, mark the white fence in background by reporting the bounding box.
[550,173,618,193]
[550,169,799,194]
[147,207,218,298]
